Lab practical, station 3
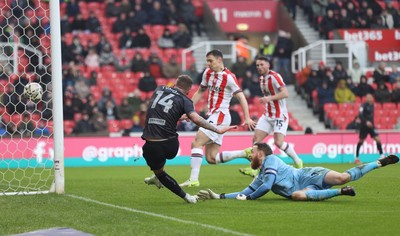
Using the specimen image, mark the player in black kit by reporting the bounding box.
[354,93,384,164]
[141,75,236,203]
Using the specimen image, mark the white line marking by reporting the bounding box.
[67,194,254,236]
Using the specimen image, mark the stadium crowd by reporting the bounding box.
[0,0,399,137]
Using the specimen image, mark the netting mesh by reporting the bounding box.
[0,0,54,195]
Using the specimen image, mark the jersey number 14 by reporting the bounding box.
[151,91,175,113]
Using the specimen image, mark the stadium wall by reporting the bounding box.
[1,132,399,168]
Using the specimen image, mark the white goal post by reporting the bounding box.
[0,0,64,195]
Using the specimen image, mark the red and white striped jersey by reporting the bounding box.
[200,68,241,115]
[260,70,288,118]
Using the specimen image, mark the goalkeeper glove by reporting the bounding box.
[197,189,220,200]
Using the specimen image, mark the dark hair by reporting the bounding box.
[254,142,273,156]
[176,75,193,93]
[206,49,223,59]
[256,56,271,64]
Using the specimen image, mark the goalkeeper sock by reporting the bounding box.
[156,171,186,199]
[305,189,340,201]
[345,162,379,181]
[189,148,203,181]
[216,150,246,164]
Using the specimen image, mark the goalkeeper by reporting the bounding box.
[197,142,399,201]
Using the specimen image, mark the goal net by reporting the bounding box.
[0,0,64,195]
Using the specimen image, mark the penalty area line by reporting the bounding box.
[66,194,253,236]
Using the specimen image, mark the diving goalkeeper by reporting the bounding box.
[197,142,399,201]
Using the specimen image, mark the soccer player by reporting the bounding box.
[235,56,303,177]
[141,75,236,203]
[197,142,399,201]
[354,93,384,164]
[179,49,256,187]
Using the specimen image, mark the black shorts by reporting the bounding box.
[142,138,179,170]
[359,126,378,139]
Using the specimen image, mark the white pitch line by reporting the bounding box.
[67,194,254,236]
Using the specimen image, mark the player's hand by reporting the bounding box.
[259,96,271,104]
[241,118,256,131]
[236,194,248,200]
[179,114,190,122]
[216,125,237,134]
[366,121,373,128]
[197,189,220,200]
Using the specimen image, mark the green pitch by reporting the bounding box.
[1,164,399,236]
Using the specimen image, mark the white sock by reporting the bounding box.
[280,142,302,165]
[216,150,246,164]
[190,148,203,181]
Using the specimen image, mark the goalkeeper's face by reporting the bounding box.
[250,146,263,170]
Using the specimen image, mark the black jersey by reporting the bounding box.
[142,86,195,140]
[359,102,374,126]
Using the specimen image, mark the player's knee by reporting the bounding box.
[205,155,216,164]
[338,173,350,184]
[274,140,283,148]
[291,191,307,201]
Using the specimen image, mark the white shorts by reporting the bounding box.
[199,111,231,145]
[255,114,289,136]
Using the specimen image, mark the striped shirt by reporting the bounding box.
[259,70,288,118]
[200,68,241,115]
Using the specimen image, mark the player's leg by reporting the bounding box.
[292,186,356,201]
[274,132,303,168]
[180,130,210,187]
[355,129,367,163]
[372,132,384,158]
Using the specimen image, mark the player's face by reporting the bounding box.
[250,146,262,169]
[256,60,270,76]
[206,55,223,72]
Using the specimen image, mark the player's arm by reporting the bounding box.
[234,91,256,130]
[191,86,206,105]
[188,111,236,134]
[260,86,288,104]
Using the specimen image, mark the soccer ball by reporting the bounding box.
[23,82,43,102]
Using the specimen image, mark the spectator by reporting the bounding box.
[73,112,95,134]
[373,62,389,84]
[114,51,131,72]
[74,78,91,100]
[162,56,182,78]
[133,3,148,25]
[259,35,275,60]
[130,52,149,73]
[63,99,76,121]
[348,60,363,84]
[90,106,108,133]
[148,53,163,78]
[138,71,157,93]
[242,70,263,98]
[127,89,144,113]
[334,79,355,104]
[71,13,87,32]
[17,113,35,137]
[165,1,180,25]
[148,1,168,25]
[326,0,340,15]
[127,11,142,33]
[179,0,202,36]
[66,0,80,18]
[86,11,101,33]
[99,44,116,66]
[88,70,98,86]
[96,34,112,55]
[353,75,375,98]
[374,82,391,103]
[297,60,313,94]
[172,23,192,48]
[60,14,71,35]
[229,107,242,126]
[380,9,394,29]
[130,115,144,132]
[134,102,147,128]
[118,97,135,119]
[33,120,50,137]
[183,64,200,84]
[317,80,335,122]
[311,0,328,29]
[231,56,248,79]
[337,8,352,29]
[119,0,133,15]
[106,0,121,17]
[68,37,85,63]
[345,1,359,27]
[319,9,336,39]
[158,28,175,49]
[332,61,348,83]
[97,87,117,113]
[132,28,151,48]
[389,65,400,84]
[84,48,100,68]
[112,13,129,33]
[304,69,320,98]
[392,78,400,104]
[102,100,120,120]
[283,0,297,19]
[273,30,293,84]
[119,27,134,49]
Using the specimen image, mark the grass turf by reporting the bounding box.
[1,163,399,236]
